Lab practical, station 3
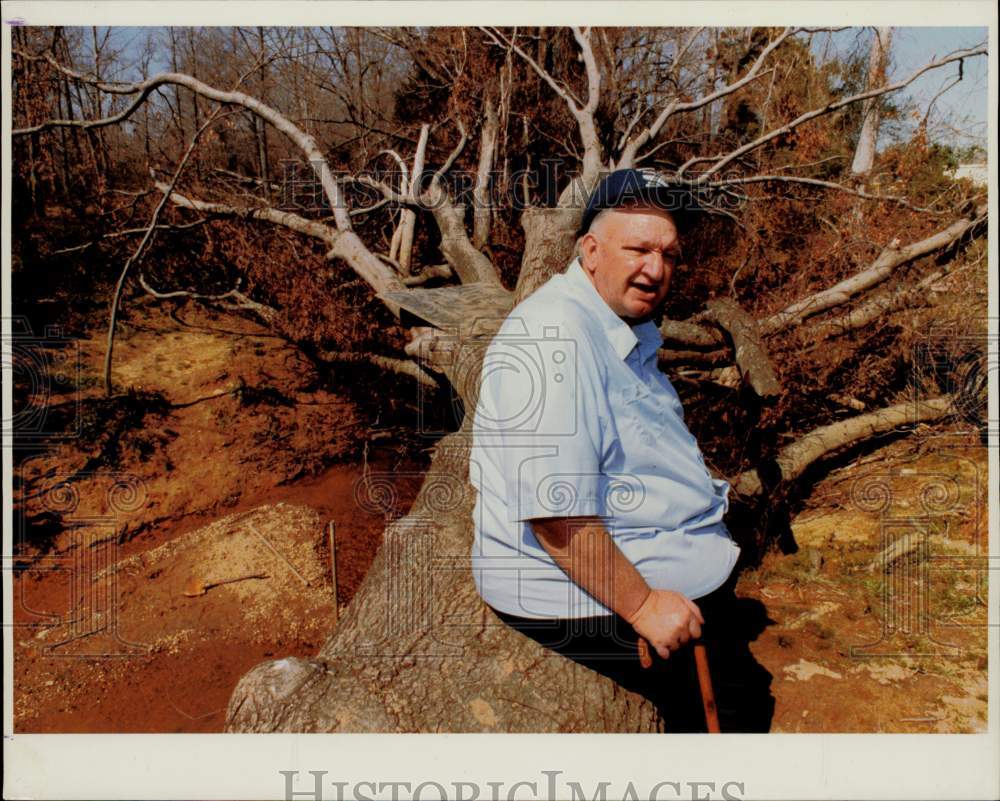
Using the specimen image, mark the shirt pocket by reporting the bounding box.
[615,380,671,447]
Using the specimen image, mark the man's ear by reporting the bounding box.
[579,232,598,271]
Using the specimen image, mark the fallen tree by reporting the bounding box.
[224,390,957,731]
[11,26,987,732]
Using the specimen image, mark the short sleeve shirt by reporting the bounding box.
[470,258,740,618]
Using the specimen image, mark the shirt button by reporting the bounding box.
[640,432,654,446]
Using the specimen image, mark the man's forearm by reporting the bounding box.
[530,516,651,620]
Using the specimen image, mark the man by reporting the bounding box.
[469,169,744,730]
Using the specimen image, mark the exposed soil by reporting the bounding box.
[13,301,428,732]
[736,433,989,732]
[12,302,988,733]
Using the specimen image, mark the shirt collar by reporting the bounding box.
[564,258,663,362]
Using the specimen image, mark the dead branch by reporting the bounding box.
[473,98,499,248]
[155,184,410,307]
[705,298,782,398]
[317,349,438,388]
[697,45,986,180]
[804,268,946,342]
[703,174,937,213]
[731,396,955,497]
[657,347,729,367]
[155,183,339,245]
[139,271,281,326]
[398,124,430,274]
[622,27,796,167]
[759,204,986,335]
[13,49,352,232]
[483,26,602,190]
[659,318,726,349]
[403,265,453,286]
[52,219,211,255]
[103,106,226,395]
[212,167,282,192]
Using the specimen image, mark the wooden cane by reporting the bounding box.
[693,642,721,733]
[637,637,721,733]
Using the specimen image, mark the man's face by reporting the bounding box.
[579,206,681,322]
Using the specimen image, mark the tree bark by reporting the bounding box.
[731,396,954,497]
[226,417,662,732]
[704,298,782,398]
[512,207,581,302]
[851,28,893,178]
[472,98,498,249]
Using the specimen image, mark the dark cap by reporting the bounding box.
[578,168,700,237]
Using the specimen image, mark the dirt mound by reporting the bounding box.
[16,503,338,732]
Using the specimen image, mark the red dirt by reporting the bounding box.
[12,302,988,733]
[13,302,428,732]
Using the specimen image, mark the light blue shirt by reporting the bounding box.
[469,258,740,618]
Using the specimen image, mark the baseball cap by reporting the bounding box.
[578,168,701,237]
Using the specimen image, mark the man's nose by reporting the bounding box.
[641,253,669,283]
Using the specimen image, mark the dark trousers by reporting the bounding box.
[490,574,773,732]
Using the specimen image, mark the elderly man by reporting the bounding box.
[470,169,744,730]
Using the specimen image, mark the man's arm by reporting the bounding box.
[531,516,704,659]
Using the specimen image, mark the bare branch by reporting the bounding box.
[473,98,499,248]
[621,27,796,166]
[317,350,438,388]
[156,184,408,304]
[481,27,583,113]
[705,298,782,398]
[52,219,211,255]
[156,183,340,245]
[759,204,986,335]
[430,119,469,188]
[137,272,280,325]
[403,265,453,286]
[398,124,430,274]
[732,396,955,497]
[704,174,939,213]
[805,267,947,341]
[697,45,987,181]
[483,26,602,188]
[13,49,355,231]
[660,318,726,349]
[103,104,227,395]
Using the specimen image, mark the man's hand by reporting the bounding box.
[530,516,704,661]
[626,589,704,660]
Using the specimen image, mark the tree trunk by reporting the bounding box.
[225,417,662,733]
[512,207,581,302]
[851,27,893,178]
[226,207,667,733]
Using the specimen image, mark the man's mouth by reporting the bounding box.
[629,281,658,295]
